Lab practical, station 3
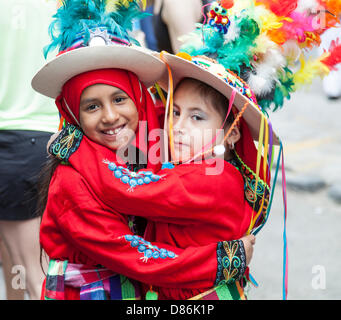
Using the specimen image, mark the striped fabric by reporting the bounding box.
[188,281,246,300]
[44,260,141,300]
[45,260,68,300]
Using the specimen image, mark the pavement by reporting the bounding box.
[247,78,341,300]
[1,78,340,300]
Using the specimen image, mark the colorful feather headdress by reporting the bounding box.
[180,0,341,112]
[33,0,166,101]
[44,0,148,58]
[167,0,341,300]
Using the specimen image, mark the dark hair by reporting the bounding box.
[175,77,235,127]
[36,157,60,218]
[36,156,61,274]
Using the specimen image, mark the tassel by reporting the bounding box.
[58,116,65,131]
[145,285,158,300]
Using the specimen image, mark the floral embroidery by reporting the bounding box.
[49,124,83,161]
[103,160,165,192]
[233,152,270,225]
[121,235,178,263]
[215,240,246,286]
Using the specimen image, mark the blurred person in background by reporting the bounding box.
[0,0,59,299]
[152,0,212,53]
[140,0,158,51]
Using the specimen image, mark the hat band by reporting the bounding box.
[57,27,131,56]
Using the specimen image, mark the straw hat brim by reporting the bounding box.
[157,52,280,145]
[32,45,167,99]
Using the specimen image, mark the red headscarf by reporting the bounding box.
[55,68,162,171]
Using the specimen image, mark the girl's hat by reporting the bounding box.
[157,52,280,145]
[32,0,166,99]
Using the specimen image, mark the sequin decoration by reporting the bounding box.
[103,160,164,191]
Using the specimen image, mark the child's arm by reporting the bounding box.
[45,165,247,289]
[48,125,245,225]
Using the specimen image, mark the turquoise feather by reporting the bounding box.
[181,16,259,76]
[44,0,148,58]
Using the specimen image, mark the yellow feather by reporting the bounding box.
[106,0,146,12]
[293,54,330,89]
[252,34,277,54]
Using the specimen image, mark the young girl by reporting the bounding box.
[34,0,252,300]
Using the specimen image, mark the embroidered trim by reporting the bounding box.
[49,124,83,162]
[233,151,271,225]
[103,160,164,192]
[121,235,178,263]
[215,240,246,286]
[234,151,270,191]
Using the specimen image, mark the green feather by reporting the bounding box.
[180,16,259,76]
[43,0,148,58]
[259,67,295,112]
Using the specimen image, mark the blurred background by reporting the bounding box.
[1,0,340,300]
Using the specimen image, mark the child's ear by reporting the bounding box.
[227,126,241,145]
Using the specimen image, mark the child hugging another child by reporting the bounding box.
[49,52,273,300]
[34,0,255,300]
[50,0,341,301]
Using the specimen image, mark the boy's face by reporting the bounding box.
[171,81,225,163]
[79,84,138,151]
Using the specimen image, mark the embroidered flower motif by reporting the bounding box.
[121,235,178,263]
[49,124,83,161]
[215,240,246,286]
[103,159,165,191]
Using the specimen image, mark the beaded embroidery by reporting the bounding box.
[192,58,256,103]
[121,235,178,262]
[103,160,165,192]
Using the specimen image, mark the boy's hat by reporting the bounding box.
[179,0,341,113]
[32,0,166,99]
[159,0,341,145]
[158,52,279,144]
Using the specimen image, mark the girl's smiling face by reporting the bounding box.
[79,84,139,150]
[171,80,227,163]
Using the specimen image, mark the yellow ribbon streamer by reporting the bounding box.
[159,51,175,163]
[246,115,264,235]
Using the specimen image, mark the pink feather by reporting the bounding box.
[282,11,316,42]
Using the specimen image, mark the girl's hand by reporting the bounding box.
[240,235,256,266]
[46,131,61,154]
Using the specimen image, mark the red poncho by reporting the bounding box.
[40,69,240,299]
[41,69,270,300]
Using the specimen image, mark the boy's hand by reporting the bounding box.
[47,131,61,154]
[240,235,256,266]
